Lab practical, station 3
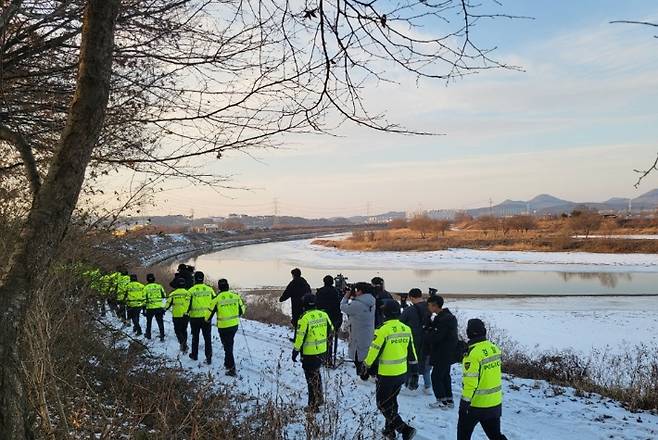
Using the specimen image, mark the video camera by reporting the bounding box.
[334,273,354,294]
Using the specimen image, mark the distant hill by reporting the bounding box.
[464,188,658,217]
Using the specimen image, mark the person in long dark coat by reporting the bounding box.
[424,295,458,409]
[316,275,343,365]
[279,268,312,328]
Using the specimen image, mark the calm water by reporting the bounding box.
[169,239,658,296]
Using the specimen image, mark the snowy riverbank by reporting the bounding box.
[108,315,658,440]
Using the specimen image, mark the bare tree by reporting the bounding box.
[0,1,520,437]
[0,2,120,437]
[610,19,658,186]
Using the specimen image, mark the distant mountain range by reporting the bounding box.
[121,189,658,229]
[464,189,658,217]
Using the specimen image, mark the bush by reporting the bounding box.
[243,297,291,327]
[387,218,408,229]
[351,230,365,241]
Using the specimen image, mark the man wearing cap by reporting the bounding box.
[361,300,418,440]
[425,295,459,409]
[187,271,215,364]
[316,275,343,366]
[143,273,167,341]
[206,279,245,377]
[371,277,393,327]
[125,274,146,335]
[400,288,431,395]
[292,294,334,413]
[166,277,191,352]
[279,268,312,337]
[458,318,507,440]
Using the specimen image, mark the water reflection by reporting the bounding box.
[156,241,657,296]
[558,272,632,288]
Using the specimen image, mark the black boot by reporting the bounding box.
[189,353,198,361]
[399,425,416,440]
[225,368,237,377]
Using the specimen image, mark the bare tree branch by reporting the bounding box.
[0,124,40,194]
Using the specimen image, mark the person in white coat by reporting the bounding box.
[340,282,376,375]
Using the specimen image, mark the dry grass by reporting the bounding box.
[482,323,658,412]
[314,218,658,254]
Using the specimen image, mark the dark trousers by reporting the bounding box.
[431,363,453,401]
[114,300,127,321]
[218,326,238,369]
[190,318,212,361]
[457,414,506,440]
[302,355,323,408]
[145,309,165,339]
[354,354,363,375]
[127,307,142,334]
[173,316,189,349]
[376,375,410,435]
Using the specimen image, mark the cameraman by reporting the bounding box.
[340,282,375,375]
[371,277,393,327]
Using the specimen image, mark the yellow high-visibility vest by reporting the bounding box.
[187,283,215,318]
[462,340,503,408]
[125,281,145,308]
[207,290,246,329]
[364,319,417,376]
[166,288,191,318]
[144,283,166,309]
[294,309,334,355]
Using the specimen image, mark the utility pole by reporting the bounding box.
[273,198,279,227]
[489,198,493,216]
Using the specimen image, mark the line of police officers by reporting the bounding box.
[86,266,506,440]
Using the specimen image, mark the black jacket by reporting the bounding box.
[169,270,194,289]
[374,289,394,327]
[316,285,343,328]
[399,301,429,360]
[424,308,458,367]
[279,276,311,324]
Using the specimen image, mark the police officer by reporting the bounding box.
[206,279,245,376]
[292,294,334,413]
[187,271,215,364]
[166,277,191,352]
[458,318,507,440]
[143,273,166,341]
[361,300,418,440]
[125,274,146,335]
[111,269,130,322]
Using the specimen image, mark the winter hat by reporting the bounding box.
[323,275,334,286]
[302,294,316,308]
[380,299,401,319]
[146,273,155,283]
[408,288,422,298]
[466,318,487,339]
[194,271,205,282]
[217,278,229,292]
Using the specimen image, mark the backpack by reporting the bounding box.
[452,339,468,364]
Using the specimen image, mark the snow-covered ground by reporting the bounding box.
[225,238,658,273]
[450,296,658,354]
[574,235,658,240]
[110,316,658,440]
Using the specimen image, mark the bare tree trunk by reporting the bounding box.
[0,1,119,438]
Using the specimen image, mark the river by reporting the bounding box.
[173,237,658,296]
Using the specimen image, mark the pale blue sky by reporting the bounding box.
[141,0,658,218]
